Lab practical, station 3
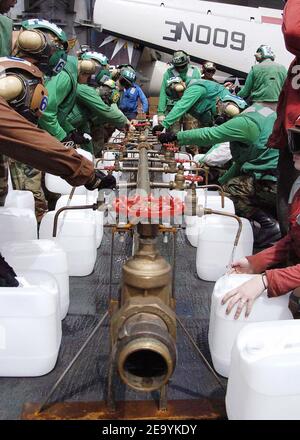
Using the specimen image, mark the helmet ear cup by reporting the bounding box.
[0,75,24,102]
[30,83,48,117]
[16,29,46,54]
[78,59,96,75]
[174,83,186,93]
[225,103,240,117]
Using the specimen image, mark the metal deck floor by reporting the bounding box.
[0,229,227,420]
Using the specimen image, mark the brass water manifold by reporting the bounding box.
[111,238,177,392]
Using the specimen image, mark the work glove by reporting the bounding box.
[0,255,19,288]
[152,124,164,135]
[158,132,177,144]
[63,130,88,146]
[85,170,117,191]
[158,115,166,124]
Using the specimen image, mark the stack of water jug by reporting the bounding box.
[0,149,104,377]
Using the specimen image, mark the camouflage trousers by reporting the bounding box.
[222,175,277,218]
[9,160,48,223]
[0,155,9,207]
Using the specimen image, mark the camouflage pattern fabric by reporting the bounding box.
[0,154,8,206]
[9,160,48,222]
[222,175,277,217]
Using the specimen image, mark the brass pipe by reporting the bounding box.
[205,208,243,248]
[199,184,225,209]
[52,204,96,237]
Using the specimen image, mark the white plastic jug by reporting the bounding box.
[208,274,293,377]
[5,190,35,212]
[0,270,61,377]
[1,240,69,320]
[226,320,300,420]
[55,195,104,249]
[45,148,93,195]
[0,207,37,245]
[196,216,253,282]
[39,210,97,276]
[185,191,235,247]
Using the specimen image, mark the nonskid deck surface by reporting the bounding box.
[0,230,226,420]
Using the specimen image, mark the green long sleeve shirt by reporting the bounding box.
[177,103,279,184]
[67,84,128,131]
[161,81,228,129]
[158,65,201,115]
[0,15,12,57]
[39,56,78,141]
[238,59,287,103]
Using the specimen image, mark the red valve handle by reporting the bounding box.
[176,159,189,164]
[104,166,115,171]
[132,122,150,127]
[184,175,204,183]
[113,195,184,219]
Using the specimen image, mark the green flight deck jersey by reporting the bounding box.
[66,84,128,153]
[38,55,78,141]
[177,103,279,185]
[0,14,12,57]
[161,80,228,129]
[238,59,287,103]
[158,64,201,115]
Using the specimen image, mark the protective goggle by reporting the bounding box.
[288,127,300,154]
[118,77,132,88]
[7,73,48,123]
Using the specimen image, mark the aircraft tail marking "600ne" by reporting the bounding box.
[163,21,245,52]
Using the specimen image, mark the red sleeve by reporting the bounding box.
[282,0,300,57]
[246,234,292,273]
[266,264,300,297]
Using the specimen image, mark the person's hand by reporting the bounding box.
[229,257,254,274]
[63,130,87,145]
[221,275,266,320]
[152,124,164,135]
[85,170,116,191]
[158,132,177,144]
[158,115,166,124]
[0,255,19,288]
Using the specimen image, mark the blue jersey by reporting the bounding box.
[119,83,149,114]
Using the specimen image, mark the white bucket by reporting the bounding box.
[1,240,69,320]
[45,148,94,195]
[208,274,293,377]
[55,195,103,249]
[39,210,97,277]
[226,320,300,420]
[0,207,37,245]
[5,190,35,212]
[185,191,235,247]
[0,270,61,377]
[196,216,253,281]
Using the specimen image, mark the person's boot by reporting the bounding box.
[250,209,282,249]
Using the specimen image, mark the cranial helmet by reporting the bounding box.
[166,76,186,99]
[14,19,69,76]
[0,57,48,123]
[203,61,216,72]
[172,50,190,68]
[215,94,248,125]
[118,66,136,88]
[99,78,120,105]
[80,51,111,85]
[255,45,275,62]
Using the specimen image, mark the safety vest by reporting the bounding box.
[186,79,228,124]
[56,56,78,125]
[231,103,279,181]
[0,15,12,57]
